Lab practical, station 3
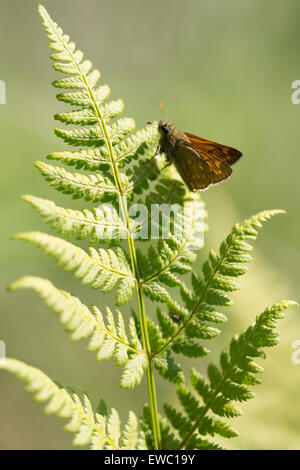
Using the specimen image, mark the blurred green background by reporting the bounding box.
[0,0,299,449]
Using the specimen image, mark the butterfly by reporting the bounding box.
[156,119,242,192]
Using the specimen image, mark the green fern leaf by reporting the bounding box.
[153,350,185,385]
[39,2,156,190]
[8,277,143,376]
[120,411,139,450]
[115,124,158,167]
[120,353,147,389]
[164,405,191,436]
[47,148,112,171]
[54,99,124,126]
[12,232,134,303]
[0,357,140,449]
[54,118,135,147]
[154,210,285,359]
[35,161,123,202]
[47,122,157,173]
[3,354,145,449]
[172,336,209,358]
[22,195,128,243]
[141,198,205,298]
[166,299,295,450]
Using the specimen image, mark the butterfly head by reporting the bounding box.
[158,120,173,136]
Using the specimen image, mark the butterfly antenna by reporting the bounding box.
[147,100,166,125]
[158,100,166,120]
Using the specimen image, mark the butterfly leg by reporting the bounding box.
[158,161,172,173]
[140,143,160,167]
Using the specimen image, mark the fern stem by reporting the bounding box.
[100,130,162,449]
[100,127,162,447]
[74,62,161,449]
[42,20,161,449]
[136,283,161,449]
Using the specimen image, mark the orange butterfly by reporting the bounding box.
[156,120,242,192]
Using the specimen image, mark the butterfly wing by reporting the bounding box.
[184,132,242,166]
[199,147,232,184]
[173,139,232,190]
[171,141,213,191]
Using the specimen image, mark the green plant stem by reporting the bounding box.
[103,129,161,449]
[102,127,161,449]
[51,32,161,449]
[136,282,161,449]
[83,77,161,450]
[120,198,161,449]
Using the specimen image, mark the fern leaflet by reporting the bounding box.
[0,359,145,449]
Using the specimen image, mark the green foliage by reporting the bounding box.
[0,359,145,449]
[35,160,121,202]
[163,300,296,450]
[3,5,296,450]
[9,276,146,388]
[22,195,128,244]
[139,197,205,304]
[149,210,285,362]
[12,232,135,305]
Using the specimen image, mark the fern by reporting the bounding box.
[2,5,296,450]
[163,300,296,450]
[151,210,285,359]
[22,195,128,243]
[9,276,145,387]
[12,232,135,304]
[0,359,145,449]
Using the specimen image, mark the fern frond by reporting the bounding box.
[47,148,112,171]
[10,275,143,363]
[22,195,129,243]
[164,300,295,450]
[38,4,156,187]
[12,232,135,304]
[145,177,187,206]
[115,124,158,167]
[120,411,139,449]
[0,358,143,449]
[47,122,157,172]
[155,210,285,357]
[129,158,162,198]
[54,125,106,147]
[54,118,135,147]
[54,99,125,125]
[120,353,147,389]
[141,198,205,298]
[56,85,110,107]
[153,350,185,385]
[136,198,207,363]
[10,275,145,387]
[35,161,126,202]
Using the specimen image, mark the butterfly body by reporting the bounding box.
[157,120,242,192]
